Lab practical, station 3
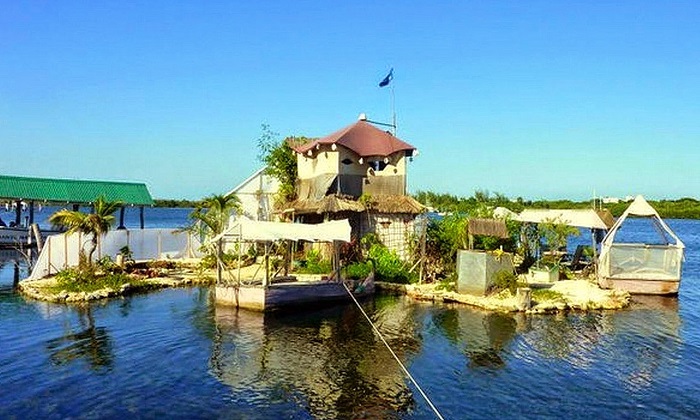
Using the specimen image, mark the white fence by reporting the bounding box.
[28,229,203,280]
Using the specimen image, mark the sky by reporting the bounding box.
[1,1,699,201]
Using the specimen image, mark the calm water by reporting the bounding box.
[1,212,699,419]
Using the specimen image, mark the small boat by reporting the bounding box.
[212,218,375,312]
[0,226,31,246]
[598,195,684,295]
[0,224,62,248]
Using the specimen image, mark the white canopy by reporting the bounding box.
[215,218,351,243]
[514,209,613,230]
[601,195,684,248]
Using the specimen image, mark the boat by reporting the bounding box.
[0,224,62,248]
[213,218,374,311]
[598,195,684,295]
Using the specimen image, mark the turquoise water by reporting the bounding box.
[1,213,699,418]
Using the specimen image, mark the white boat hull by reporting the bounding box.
[598,276,680,295]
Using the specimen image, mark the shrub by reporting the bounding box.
[52,269,137,293]
[295,249,332,274]
[490,269,522,295]
[368,244,416,284]
[344,261,372,279]
[532,289,564,302]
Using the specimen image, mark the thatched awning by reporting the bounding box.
[283,194,425,216]
[468,218,509,238]
[284,195,365,215]
[367,195,425,215]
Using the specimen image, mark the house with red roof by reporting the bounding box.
[286,117,425,259]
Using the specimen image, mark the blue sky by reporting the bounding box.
[1,1,698,200]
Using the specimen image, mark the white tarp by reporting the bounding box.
[514,209,612,230]
[217,219,351,243]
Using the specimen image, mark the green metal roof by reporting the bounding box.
[0,175,154,206]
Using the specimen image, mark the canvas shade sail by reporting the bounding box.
[514,209,613,230]
[215,219,351,243]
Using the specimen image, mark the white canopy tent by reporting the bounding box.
[598,196,684,292]
[213,219,352,287]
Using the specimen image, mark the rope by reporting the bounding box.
[341,282,445,420]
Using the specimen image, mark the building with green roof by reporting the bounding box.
[0,175,154,229]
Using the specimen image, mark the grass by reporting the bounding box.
[531,289,564,302]
[47,268,148,294]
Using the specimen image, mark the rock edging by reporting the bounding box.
[376,279,630,313]
[17,272,215,303]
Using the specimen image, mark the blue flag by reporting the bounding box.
[379,68,393,87]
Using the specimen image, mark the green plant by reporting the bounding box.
[489,269,522,295]
[257,124,312,203]
[531,289,564,302]
[368,243,416,284]
[344,261,372,279]
[295,249,332,274]
[119,246,134,262]
[51,268,142,294]
[435,273,456,291]
[49,195,123,266]
[96,256,122,274]
[188,193,241,239]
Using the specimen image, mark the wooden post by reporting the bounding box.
[516,287,532,311]
[139,206,145,229]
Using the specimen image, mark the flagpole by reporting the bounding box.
[391,81,396,136]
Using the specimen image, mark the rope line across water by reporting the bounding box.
[341,282,445,420]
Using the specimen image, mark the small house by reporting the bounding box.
[286,118,424,258]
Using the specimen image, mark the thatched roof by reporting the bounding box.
[366,195,425,214]
[284,194,425,215]
[284,195,365,215]
[468,218,509,238]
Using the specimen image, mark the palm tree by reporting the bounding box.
[189,192,242,237]
[49,196,123,265]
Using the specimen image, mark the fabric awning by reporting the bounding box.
[215,218,351,243]
[515,209,614,230]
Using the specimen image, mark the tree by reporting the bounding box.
[189,192,242,238]
[256,123,311,203]
[49,196,123,265]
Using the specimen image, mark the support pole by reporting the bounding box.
[118,207,126,230]
[14,200,21,226]
[29,201,35,225]
[139,206,145,229]
[263,243,270,288]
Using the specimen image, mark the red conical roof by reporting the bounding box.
[294,120,416,158]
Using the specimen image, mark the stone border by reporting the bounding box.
[17,269,215,303]
[376,279,631,313]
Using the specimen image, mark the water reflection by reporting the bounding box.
[611,296,682,392]
[432,306,517,369]
[211,298,422,418]
[45,305,114,371]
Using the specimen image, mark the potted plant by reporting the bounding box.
[527,217,579,283]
